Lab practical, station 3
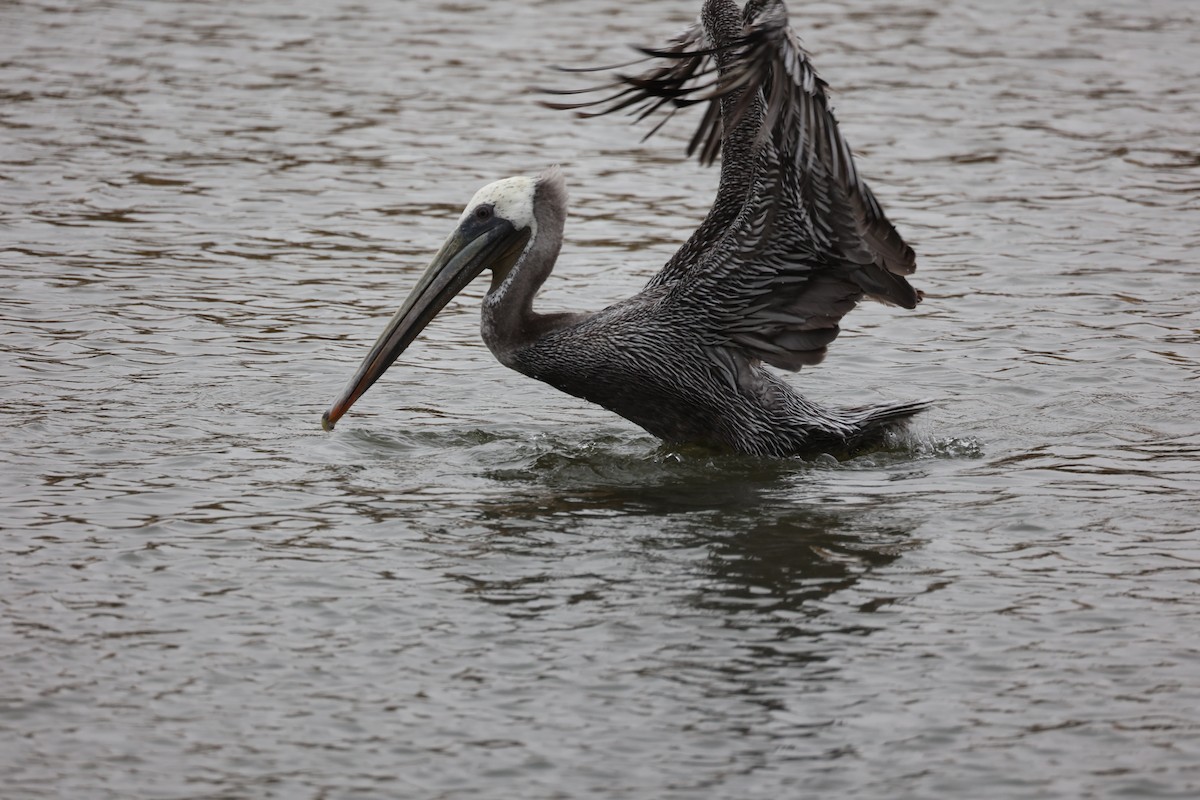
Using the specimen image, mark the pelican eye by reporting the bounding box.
[473,204,494,222]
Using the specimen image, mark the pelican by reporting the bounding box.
[322,0,927,457]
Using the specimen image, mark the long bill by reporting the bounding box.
[321,220,529,431]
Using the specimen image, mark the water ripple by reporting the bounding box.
[3,0,1199,798]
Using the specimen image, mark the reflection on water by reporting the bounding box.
[694,514,909,618]
[3,0,1199,798]
[475,452,914,620]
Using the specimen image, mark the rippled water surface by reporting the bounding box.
[3,0,1199,797]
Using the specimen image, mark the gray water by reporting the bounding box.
[3,0,1199,797]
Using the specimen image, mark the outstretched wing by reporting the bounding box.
[546,0,920,375]
[724,0,918,286]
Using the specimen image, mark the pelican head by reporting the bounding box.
[321,176,540,431]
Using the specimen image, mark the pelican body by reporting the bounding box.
[322,0,928,457]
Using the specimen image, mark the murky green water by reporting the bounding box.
[3,0,1198,797]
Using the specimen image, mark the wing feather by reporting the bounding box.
[544,0,921,375]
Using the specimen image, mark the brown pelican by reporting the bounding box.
[321,0,927,457]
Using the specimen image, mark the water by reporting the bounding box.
[2,0,1198,797]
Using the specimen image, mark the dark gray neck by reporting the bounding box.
[480,173,570,364]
